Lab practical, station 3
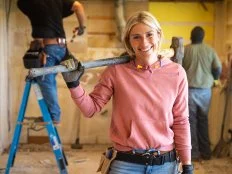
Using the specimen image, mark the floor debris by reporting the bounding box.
[0,144,231,174]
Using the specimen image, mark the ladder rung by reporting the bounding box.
[18,121,48,126]
[17,121,60,128]
[17,121,47,131]
[24,116,43,121]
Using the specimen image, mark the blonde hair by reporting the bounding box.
[122,11,163,56]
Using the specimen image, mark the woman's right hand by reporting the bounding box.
[61,59,85,88]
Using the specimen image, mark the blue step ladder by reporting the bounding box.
[5,76,68,174]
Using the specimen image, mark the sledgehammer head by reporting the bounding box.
[170,37,184,65]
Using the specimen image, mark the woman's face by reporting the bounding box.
[129,23,160,64]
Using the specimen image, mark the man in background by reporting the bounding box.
[17,0,86,124]
[182,26,222,161]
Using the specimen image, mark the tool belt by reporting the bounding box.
[23,40,44,69]
[23,38,67,69]
[115,149,176,166]
[97,147,117,174]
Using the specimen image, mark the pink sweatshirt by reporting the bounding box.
[70,58,191,162]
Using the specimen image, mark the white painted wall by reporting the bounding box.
[0,0,9,154]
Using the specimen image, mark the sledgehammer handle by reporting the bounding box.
[83,55,131,69]
[28,55,131,78]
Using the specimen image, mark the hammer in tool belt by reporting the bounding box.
[28,37,184,78]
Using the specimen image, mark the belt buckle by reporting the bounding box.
[152,150,161,157]
[142,152,153,166]
[141,150,164,166]
[57,38,66,45]
[142,152,151,157]
[152,150,165,165]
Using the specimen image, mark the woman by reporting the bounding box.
[62,11,193,174]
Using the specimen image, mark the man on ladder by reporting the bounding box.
[5,0,86,174]
[17,0,86,124]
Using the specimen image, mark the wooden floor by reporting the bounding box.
[0,144,232,174]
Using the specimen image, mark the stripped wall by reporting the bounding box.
[1,0,232,152]
[3,0,148,147]
[78,0,148,144]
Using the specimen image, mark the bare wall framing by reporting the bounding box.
[0,0,9,153]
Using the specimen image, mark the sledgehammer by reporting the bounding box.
[28,37,183,78]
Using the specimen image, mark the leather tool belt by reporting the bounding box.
[97,147,117,174]
[115,149,176,166]
[23,40,44,69]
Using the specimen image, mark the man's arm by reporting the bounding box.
[212,67,222,80]
[71,1,86,29]
[212,50,222,80]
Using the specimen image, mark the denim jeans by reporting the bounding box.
[36,45,66,122]
[109,160,178,174]
[188,88,212,159]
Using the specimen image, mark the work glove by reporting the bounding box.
[213,80,222,88]
[61,58,85,88]
[76,26,86,36]
[182,164,194,174]
[70,26,86,42]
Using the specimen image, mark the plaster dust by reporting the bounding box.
[0,144,232,174]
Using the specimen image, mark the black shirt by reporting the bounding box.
[17,0,75,38]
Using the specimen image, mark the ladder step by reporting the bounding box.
[18,121,60,127]
[25,116,44,122]
[17,116,56,131]
[18,121,48,126]
[23,116,61,126]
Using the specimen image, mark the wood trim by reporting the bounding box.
[28,136,49,144]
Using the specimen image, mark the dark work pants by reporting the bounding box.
[188,88,212,159]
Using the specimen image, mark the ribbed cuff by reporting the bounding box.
[66,81,79,88]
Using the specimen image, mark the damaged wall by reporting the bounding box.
[1,0,231,152]
[75,0,149,144]
[4,0,148,147]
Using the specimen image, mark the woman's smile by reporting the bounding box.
[129,23,160,65]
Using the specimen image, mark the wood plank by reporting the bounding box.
[28,136,49,144]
